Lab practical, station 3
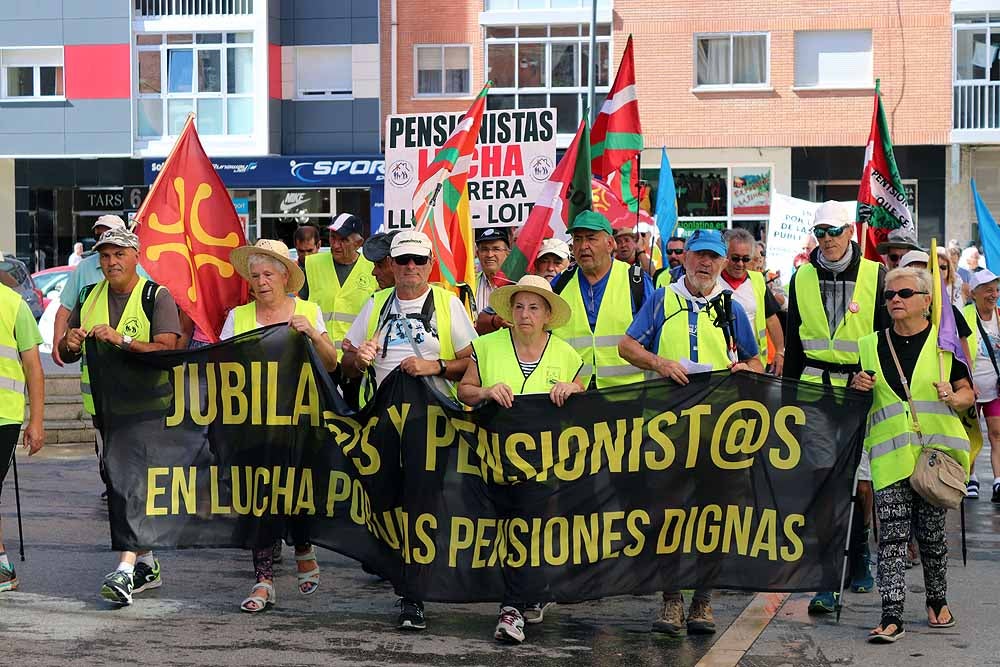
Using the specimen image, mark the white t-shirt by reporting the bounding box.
[345,288,477,387]
[220,302,327,341]
[974,310,1000,403]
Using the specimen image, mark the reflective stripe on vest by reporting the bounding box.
[304,252,378,343]
[80,279,156,416]
[473,328,582,395]
[795,258,879,367]
[551,261,644,389]
[800,366,850,385]
[232,298,321,336]
[859,328,971,491]
[0,285,27,422]
[732,271,768,364]
[656,290,731,371]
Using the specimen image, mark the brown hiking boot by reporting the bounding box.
[687,597,716,634]
[652,594,685,635]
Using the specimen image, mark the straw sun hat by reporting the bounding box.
[489,274,572,330]
[230,239,305,293]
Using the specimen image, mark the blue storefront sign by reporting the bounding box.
[143,155,385,188]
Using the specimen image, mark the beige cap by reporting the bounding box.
[93,214,127,232]
[537,237,570,260]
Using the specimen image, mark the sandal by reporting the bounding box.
[240,581,275,613]
[867,615,904,643]
[927,600,956,628]
[295,548,320,596]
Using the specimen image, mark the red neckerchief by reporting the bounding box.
[721,269,747,291]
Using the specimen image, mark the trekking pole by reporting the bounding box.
[836,468,861,624]
[960,498,967,567]
[10,454,24,561]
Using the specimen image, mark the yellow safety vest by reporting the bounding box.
[859,328,971,491]
[473,328,583,395]
[731,272,768,365]
[552,261,644,388]
[232,298,323,337]
[656,268,674,289]
[360,285,458,406]
[657,290,732,371]
[305,252,378,343]
[80,278,157,415]
[0,285,27,423]
[795,258,879,386]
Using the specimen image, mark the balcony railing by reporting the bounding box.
[954,80,1000,130]
[134,0,253,17]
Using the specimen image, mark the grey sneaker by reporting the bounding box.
[523,602,552,625]
[100,570,133,606]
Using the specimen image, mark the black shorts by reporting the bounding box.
[0,424,19,500]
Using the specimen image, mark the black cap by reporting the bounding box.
[327,213,364,238]
[475,227,511,246]
[362,230,400,263]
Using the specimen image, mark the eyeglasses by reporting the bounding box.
[883,288,928,301]
[729,255,752,264]
[665,248,684,255]
[813,225,848,239]
[393,255,430,266]
[887,253,905,263]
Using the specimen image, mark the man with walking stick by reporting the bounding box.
[0,257,46,591]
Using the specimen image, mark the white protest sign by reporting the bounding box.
[382,108,557,232]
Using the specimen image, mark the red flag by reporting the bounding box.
[134,116,249,342]
[591,177,633,228]
[591,35,642,180]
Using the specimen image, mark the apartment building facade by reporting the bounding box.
[382,0,957,243]
[1,0,382,271]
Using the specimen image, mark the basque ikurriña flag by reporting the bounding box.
[591,35,642,181]
[134,115,249,341]
[856,80,913,261]
[412,83,490,286]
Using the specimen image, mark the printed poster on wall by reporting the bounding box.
[382,108,557,232]
[732,167,771,216]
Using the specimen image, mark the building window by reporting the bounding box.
[415,45,471,96]
[296,46,352,99]
[485,23,610,134]
[134,0,254,17]
[0,48,64,99]
[694,33,768,88]
[484,0,611,9]
[793,30,872,88]
[953,13,1000,130]
[136,32,253,138]
[646,165,772,238]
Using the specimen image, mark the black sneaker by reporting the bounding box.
[992,483,1000,504]
[100,570,133,606]
[132,559,162,594]
[397,597,426,630]
[272,541,283,564]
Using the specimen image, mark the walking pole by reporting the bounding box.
[960,498,968,567]
[10,454,24,561]
[836,467,861,624]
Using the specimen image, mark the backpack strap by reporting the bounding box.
[141,280,160,324]
[78,282,97,305]
[628,263,646,314]
[552,266,578,295]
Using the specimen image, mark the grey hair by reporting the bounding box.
[885,266,932,295]
[724,227,756,248]
[247,253,288,278]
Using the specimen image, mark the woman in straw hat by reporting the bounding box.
[225,239,339,613]
[457,274,585,644]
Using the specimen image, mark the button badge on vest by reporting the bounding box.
[848,301,860,313]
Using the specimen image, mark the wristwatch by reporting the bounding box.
[120,335,133,350]
[437,359,447,376]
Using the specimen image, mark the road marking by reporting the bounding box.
[695,592,788,667]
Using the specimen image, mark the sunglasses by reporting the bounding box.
[813,225,848,239]
[729,255,752,264]
[939,264,949,272]
[887,253,905,263]
[883,288,928,301]
[665,248,684,255]
[393,255,430,266]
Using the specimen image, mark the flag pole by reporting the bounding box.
[134,113,197,224]
[587,0,597,123]
[11,453,24,561]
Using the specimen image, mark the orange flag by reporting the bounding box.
[134,115,249,342]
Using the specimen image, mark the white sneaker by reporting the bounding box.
[494,606,525,643]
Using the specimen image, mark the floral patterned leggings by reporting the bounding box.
[875,480,948,619]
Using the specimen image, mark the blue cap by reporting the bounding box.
[685,229,726,257]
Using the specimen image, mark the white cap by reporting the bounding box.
[970,269,1000,291]
[93,214,127,232]
[898,250,930,268]
[813,201,852,228]
[390,230,433,258]
[537,237,570,260]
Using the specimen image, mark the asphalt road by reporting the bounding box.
[0,447,753,667]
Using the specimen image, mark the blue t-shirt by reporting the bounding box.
[626,286,759,362]
[551,265,654,330]
[60,253,151,311]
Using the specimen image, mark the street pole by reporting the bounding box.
[588,0,597,123]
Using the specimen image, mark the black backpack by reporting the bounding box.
[553,263,646,314]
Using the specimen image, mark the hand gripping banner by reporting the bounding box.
[90,327,869,603]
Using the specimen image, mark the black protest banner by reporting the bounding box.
[91,326,869,603]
